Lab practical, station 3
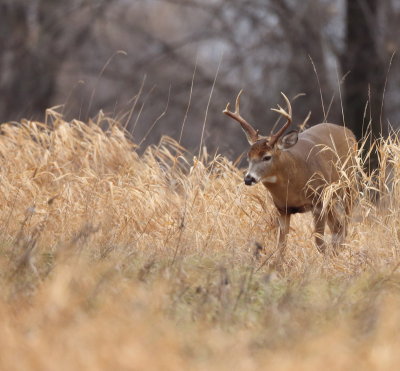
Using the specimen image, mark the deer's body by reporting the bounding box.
[261,123,355,213]
[223,92,356,256]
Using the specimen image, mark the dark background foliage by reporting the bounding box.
[1,0,399,162]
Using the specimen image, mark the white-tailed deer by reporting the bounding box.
[223,91,357,256]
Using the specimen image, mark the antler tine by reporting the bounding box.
[269,92,292,147]
[223,90,259,144]
[235,89,243,113]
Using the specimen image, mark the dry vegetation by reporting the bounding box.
[1,110,400,370]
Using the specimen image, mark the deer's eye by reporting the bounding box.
[262,155,272,162]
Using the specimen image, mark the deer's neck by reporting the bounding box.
[262,151,311,212]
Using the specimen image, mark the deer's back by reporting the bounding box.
[300,123,355,152]
[295,123,356,184]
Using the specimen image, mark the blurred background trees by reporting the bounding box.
[0,0,399,160]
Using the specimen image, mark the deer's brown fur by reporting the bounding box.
[223,92,357,256]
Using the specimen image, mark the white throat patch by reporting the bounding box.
[262,175,277,184]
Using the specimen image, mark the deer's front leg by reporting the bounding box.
[276,213,291,258]
[312,205,327,254]
[327,206,347,253]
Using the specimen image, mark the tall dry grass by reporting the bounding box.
[0,110,400,370]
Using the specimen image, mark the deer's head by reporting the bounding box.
[223,91,298,186]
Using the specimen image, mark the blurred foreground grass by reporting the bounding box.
[0,112,400,370]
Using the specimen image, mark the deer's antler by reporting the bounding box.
[223,90,259,144]
[269,92,292,147]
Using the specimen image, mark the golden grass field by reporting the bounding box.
[1,110,400,370]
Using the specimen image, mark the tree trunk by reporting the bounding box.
[0,2,56,121]
[342,0,386,171]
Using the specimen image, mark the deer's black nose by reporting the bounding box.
[244,175,255,186]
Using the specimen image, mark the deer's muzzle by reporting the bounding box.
[244,174,256,186]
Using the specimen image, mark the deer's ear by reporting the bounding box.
[277,130,298,150]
